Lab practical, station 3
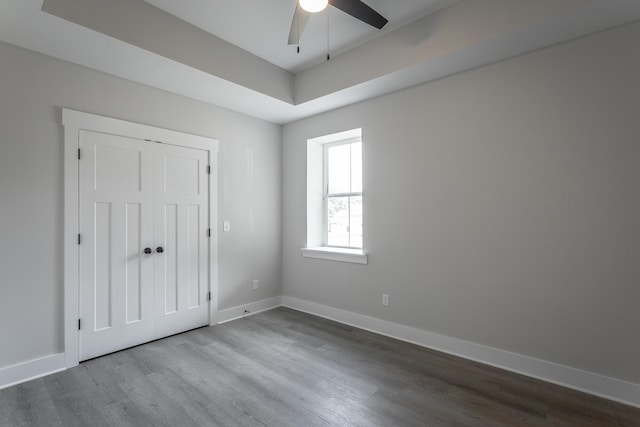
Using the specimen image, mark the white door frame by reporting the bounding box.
[63,108,219,369]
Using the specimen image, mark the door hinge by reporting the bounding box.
[77,234,81,245]
[78,319,81,330]
[77,148,81,160]
[207,228,211,237]
[207,165,211,174]
[207,292,211,302]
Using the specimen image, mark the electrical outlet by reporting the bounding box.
[382,294,389,306]
[223,221,231,232]
[253,279,259,290]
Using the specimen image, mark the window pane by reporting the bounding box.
[327,196,349,247]
[328,144,350,194]
[349,196,363,248]
[351,142,362,193]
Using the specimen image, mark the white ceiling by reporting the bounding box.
[1,0,640,124]
[144,0,453,73]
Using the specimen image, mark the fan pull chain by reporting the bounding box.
[297,6,301,54]
[327,7,330,61]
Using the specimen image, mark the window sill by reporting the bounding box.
[301,247,368,265]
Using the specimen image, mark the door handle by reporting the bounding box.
[143,247,152,254]
[156,247,164,253]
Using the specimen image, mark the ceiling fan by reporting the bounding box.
[288,0,388,45]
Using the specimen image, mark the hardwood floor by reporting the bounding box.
[1,307,639,426]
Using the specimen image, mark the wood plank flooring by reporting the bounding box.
[1,307,639,426]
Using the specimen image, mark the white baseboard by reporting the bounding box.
[282,295,640,409]
[0,353,66,390]
[217,296,283,324]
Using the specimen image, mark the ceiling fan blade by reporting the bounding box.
[288,4,311,45]
[329,0,388,29]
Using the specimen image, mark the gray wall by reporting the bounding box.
[282,21,640,384]
[0,41,282,369]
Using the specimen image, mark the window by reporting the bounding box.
[325,140,362,248]
[303,128,367,264]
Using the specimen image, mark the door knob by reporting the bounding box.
[143,247,152,254]
[156,247,164,253]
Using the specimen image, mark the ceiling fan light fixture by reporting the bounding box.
[299,0,328,13]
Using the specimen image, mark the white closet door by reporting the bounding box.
[79,131,155,361]
[153,143,209,338]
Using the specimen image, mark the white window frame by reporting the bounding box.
[323,138,363,249]
[302,128,367,264]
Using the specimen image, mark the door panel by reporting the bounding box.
[94,144,142,192]
[79,131,154,361]
[163,203,179,314]
[125,203,143,323]
[187,204,202,309]
[94,202,112,331]
[154,144,209,338]
[164,155,200,195]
